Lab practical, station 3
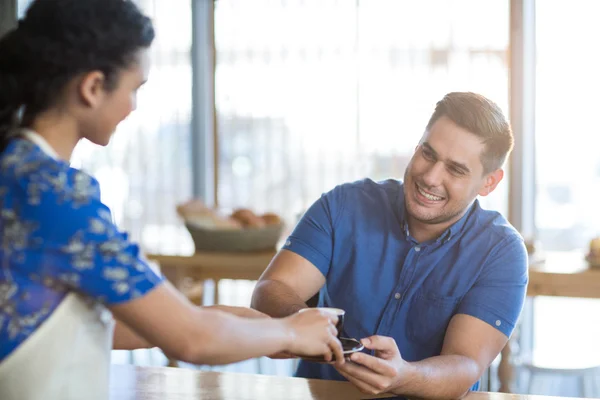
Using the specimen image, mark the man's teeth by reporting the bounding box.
[418,186,443,201]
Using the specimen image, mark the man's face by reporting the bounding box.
[404,115,497,226]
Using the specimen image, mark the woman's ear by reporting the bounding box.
[78,71,107,108]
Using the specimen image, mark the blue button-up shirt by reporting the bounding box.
[283,179,528,390]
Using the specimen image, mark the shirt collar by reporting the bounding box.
[20,129,60,160]
[440,201,477,243]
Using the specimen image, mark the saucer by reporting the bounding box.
[299,337,364,363]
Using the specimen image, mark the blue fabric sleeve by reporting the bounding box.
[281,185,346,277]
[23,171,164,305]
[456,234,529,337]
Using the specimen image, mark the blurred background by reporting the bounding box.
[10,0,600,396]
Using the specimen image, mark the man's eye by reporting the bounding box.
[422,149,434,160]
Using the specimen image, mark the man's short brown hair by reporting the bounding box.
[426,92,513,174]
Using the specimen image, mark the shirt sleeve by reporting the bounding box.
[23,170,164,305]
[456,234,529,337]
[280,184,346,277]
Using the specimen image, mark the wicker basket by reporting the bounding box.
[185,222,284,252]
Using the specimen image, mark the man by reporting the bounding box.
[252,92,528,399]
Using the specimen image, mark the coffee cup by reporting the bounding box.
[299,307,345,338]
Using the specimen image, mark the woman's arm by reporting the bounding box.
[113,319,152,350]
[112,305,269,350]
[109,281,344,365]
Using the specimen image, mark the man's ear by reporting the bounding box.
[478,168,504,197]
[78,70,107,108]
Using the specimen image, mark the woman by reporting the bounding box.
[0,1,343,399]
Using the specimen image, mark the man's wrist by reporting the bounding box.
[391,360,419,395]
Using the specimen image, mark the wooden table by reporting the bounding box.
[147,250,276,305]
[110,364,587,400]
[528,251,600,298]
[147,250,600,394]
[109,364,389,400]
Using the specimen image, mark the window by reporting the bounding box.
[17,0,33,17]
[532,0,600,382]
[69,0,195,255]
[535,0,600,251]
[215,0,510,229]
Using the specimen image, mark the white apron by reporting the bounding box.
[0,293,115,400]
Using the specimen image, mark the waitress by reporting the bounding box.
[0,1,344,399]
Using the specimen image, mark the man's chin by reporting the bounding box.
[411,213,441,224]
[406,201,446,223]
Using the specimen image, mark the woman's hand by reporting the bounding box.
[281,309,345,364]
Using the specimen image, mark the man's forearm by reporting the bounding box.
[251,280,308,318]
[394,355,481,399]
[205,305,269,319]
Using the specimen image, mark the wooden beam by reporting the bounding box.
[191,0,217,206]
[508,0,537,238]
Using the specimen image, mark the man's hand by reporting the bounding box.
[282,309,345,364]
[337,315,509,399]
[335,335,410,396]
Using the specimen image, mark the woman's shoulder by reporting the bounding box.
[1,139,101,205]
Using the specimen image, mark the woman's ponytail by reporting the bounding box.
[0,29,24,151]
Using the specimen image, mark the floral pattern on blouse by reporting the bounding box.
[0,139,164,361]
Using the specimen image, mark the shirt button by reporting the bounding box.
[394,292,402,300]
[495,320,502,327]
[285,240,291,246]
[414,246,421,252]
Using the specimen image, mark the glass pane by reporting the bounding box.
[535,0,600,251]
[533,0,600,385]
[70,0,194,255]
[17,0,34,17]
[215,0,510,230]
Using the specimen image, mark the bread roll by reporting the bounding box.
[177,199,242,230]
[231,208,266,228]
[261,212,282,226]
[176,199,210,218]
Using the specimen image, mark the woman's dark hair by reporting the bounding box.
[0,0,155,150]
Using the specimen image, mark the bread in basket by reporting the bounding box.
[177,200,284,252]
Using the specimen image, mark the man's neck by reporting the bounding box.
[407,220,450,243]
[406,207,470,243]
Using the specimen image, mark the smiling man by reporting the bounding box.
[251,92,528,399]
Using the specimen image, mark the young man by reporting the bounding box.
[251,92,528,399]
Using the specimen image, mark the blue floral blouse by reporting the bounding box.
[0,138,164,361]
